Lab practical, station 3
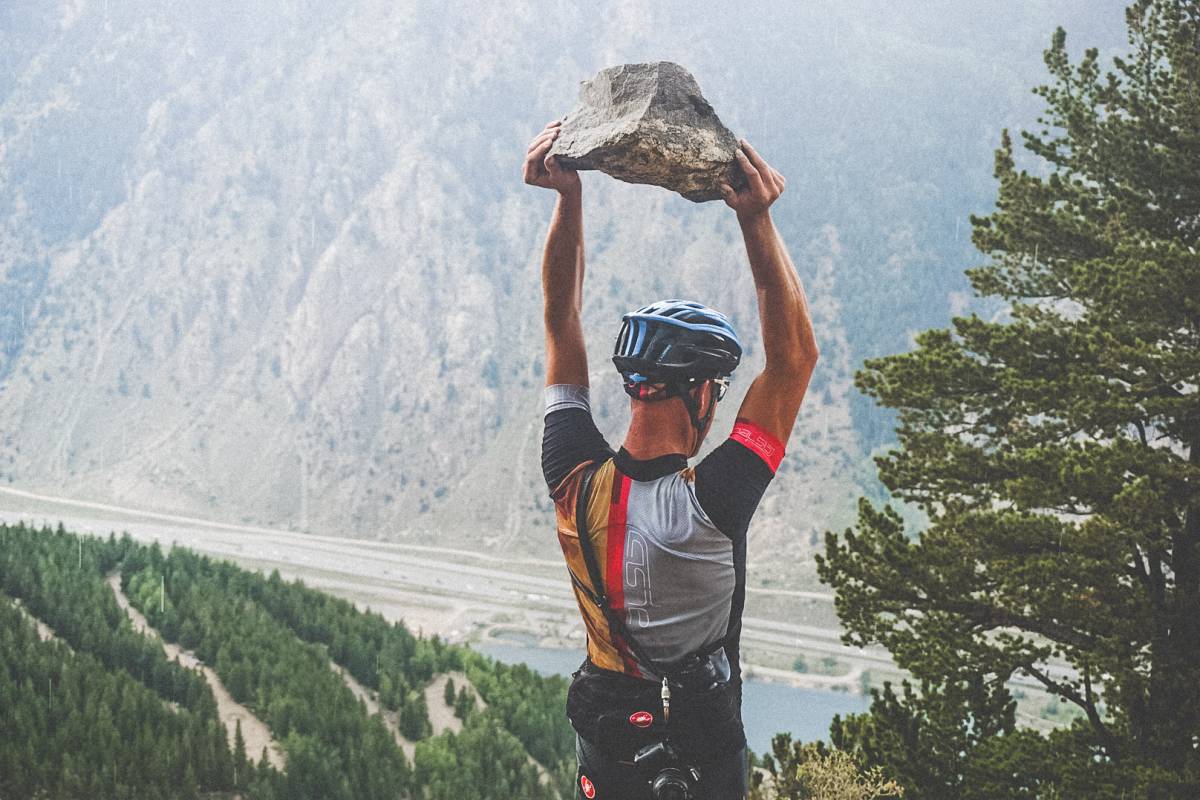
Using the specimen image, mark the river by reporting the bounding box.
[475,641,870,754]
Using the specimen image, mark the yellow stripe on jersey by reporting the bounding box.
[551,458,628,674]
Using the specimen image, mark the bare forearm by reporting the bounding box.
[722,140,815,442]
[739,212,819,372]
[542,190,584,326]
[542,189,588,385]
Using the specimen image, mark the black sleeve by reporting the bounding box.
[541,408,614,492]
[693,439,775,542]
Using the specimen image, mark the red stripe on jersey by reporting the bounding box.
[731,418,786,473]
[606,473,637,674]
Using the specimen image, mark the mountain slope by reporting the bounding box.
[0,0,1128,582]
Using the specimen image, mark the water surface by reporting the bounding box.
[475,641,870,753]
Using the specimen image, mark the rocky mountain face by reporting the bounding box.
[0,0,1126,583]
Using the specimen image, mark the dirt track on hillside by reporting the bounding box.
[107,573,286,770]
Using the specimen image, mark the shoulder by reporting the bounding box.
[692,421,784,541]
[541,384,614,492]
[726,418,786,473]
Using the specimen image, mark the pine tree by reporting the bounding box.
[234,717,249,787]
[454,685,476,721]
[443,677,456,707]
[378,671,394,709]
[400,689,431,740]
[819,2,1200,797]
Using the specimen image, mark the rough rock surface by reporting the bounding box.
[548,62,746,202]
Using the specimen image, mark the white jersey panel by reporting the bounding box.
[621,472,735,680]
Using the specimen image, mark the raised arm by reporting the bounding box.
[524,120,588,387]
[719,140,819,445]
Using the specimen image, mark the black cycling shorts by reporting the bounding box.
[575,734,748,800]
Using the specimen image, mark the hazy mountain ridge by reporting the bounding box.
[0,1,1128,583]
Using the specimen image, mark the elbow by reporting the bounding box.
[767,340,818,383]
[805,342,820,369]
[797,329,820,371]
[765,352,817,384]
[790,332,821,371]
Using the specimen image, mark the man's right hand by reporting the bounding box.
[523,120,581,195]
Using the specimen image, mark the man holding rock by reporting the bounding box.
[525,115,817,800]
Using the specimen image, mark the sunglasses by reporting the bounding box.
[711,377,730,402]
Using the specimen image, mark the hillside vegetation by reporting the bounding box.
[0,522,574,799]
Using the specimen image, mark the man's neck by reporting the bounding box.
[622,399,696,460]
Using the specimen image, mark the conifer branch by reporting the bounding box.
[1022,661,1117,755]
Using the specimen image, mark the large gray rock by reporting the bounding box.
[548,62,746,202]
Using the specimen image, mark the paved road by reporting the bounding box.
[0,494,870,658]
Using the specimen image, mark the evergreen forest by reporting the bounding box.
[0,522,573,799]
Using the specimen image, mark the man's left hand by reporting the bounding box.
[720,139,785,220]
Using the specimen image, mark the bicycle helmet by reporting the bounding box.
[613,300,742,433]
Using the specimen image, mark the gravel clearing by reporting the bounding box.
[107,573,286,770]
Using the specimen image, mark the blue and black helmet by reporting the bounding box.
[613,300,742,387]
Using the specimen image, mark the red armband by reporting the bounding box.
[730,418,786,473]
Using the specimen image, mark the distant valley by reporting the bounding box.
[0,0,1129,588]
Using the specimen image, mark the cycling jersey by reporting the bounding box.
[542,383,781,702]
